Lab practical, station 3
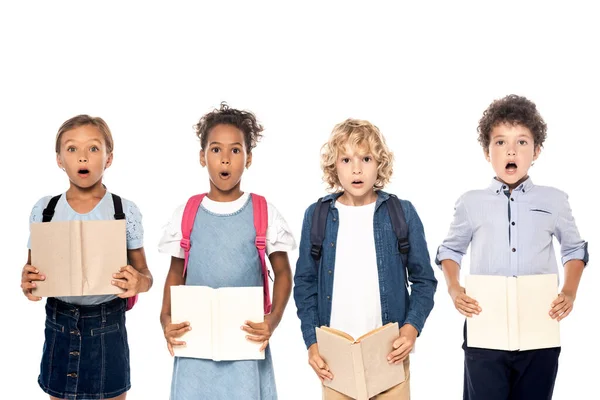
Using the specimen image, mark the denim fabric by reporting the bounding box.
[294,190,437,349]
[38,297,130,399]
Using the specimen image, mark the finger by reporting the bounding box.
[557,306,572,321]
[259,340,269,352]
[112,279,129,290]
[25,273,46,282]
[167,342,174,357]
[241,325,263,335]
[246,334,268,343]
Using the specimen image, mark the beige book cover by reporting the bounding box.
[316,322,405,400]
[466,274,560,351]
[30,220,127,297]
[170,285,265,361]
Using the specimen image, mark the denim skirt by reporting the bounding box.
[38,297,130,399]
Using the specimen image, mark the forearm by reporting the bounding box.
[562,259,585,298]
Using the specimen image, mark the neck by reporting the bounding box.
[66,180,106,200]
[337,190,378,206]
[207,181,244,202]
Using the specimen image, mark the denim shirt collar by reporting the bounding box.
[321,190,391,210]
[488,177,535,195]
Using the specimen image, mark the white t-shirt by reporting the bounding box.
[158,192,297,258]
[329,201,382,340]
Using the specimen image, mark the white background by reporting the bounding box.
[0,1,598,399]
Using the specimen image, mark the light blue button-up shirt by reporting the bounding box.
[436,178,588,276]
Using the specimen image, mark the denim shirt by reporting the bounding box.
[293,190,437,349]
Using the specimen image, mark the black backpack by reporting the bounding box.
[309,194,410,287]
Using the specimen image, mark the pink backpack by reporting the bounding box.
[179,193,272,315]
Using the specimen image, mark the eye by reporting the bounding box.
[341,157,350,163]
[363,156,372,163]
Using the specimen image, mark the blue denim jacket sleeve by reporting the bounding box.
[402,200,438,335]
[293,203,320,349]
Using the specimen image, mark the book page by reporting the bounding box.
[31,221,80,297]
[359,322,405,398]
[216,286,265,361]
[517,274,560,351]
[317,327,357,399]
[171,285,214,359]
[465,275,510,350]
[81,220,127,295]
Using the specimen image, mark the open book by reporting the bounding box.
[316,322,405,400]
[30,220,127,297]
[465,274,560,351]
[170,285,265,361]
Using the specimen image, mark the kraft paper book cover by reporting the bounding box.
[30,220,127,297]
[170,285,265,361]
[316,322,405,400]
[466,273,560,351]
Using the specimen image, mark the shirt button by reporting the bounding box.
[512,248,516,252]
[511,222,515,226]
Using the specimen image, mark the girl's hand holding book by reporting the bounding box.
[112,265,150,297]
[21,264,45,301]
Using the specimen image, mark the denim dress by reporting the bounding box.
[169,196,278,400]
[28,191,144,399]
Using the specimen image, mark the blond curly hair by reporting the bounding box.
[321,118,394,191]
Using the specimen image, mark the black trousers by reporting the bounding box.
[463,325,560,400]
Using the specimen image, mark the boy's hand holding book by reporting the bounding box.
[21,263,45,301]
[308,343,333,383]
[388,324,417,364]
[449,284,481,317]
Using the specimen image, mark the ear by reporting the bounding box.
[483,147,491,162]
[533,145,541,161]
[199,149,206,167]
[246,152,252,168]
[105,152,114,169]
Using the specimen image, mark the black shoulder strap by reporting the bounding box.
[111,193,126,220]
[42,195,62,222]
[386,195,410,287]
[309,198,333,261]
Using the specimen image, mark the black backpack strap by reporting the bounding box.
[111,193,126,220]
[42,195,62,222]
[309,198,332,261]
[386,195,410,287]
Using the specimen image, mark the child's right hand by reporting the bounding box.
[21,264,45,301]
[163,321,191,357]
[308,343,333,383]
[449,284,481,317]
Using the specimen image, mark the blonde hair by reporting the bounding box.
[321,118,394,191]
[55,115,114,154]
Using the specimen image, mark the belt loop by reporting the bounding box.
[52,299,57,322]
[101,303,107,324]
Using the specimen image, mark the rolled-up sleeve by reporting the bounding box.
[435,195,473,268]
[555,193,589,266]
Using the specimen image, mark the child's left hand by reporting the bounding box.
[112,265,148,297]
[242,314,279,352]
[387,324,418,364]
[549,291,575,321]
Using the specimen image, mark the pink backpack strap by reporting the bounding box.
[180,194,207,277]
[251,193,272,314]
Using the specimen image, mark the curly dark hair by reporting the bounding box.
[477,94,547,150]
[195,102,263,151]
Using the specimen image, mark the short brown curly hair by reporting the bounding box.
[321,118,394,191]
[195,102,263,151]
[477,94,547,151]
